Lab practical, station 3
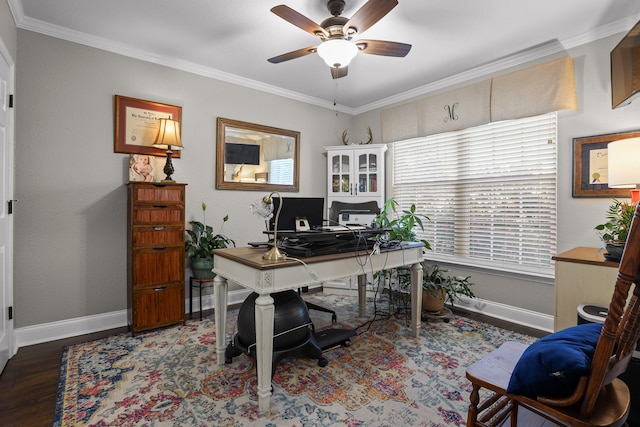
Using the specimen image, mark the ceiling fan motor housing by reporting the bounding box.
[327,0,346,16]
[320,16,351,39]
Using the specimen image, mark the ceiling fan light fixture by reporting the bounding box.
[317,39,358,68]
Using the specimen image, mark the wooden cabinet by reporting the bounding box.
[127,182,186,334]
[552,247,619,331]
[325,143,387,214]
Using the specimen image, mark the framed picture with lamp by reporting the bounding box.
[114,95,182,158]
[572,130,640,198]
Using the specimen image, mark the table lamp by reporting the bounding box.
[250,191,286,260]
[608,137,640,204]
[152,118,183,182]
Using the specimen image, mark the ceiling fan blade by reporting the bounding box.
[271,5,329,38]
[330,66,348,79]
[342,0,398,35]
[268,46,317,64]
[356,39,411,57]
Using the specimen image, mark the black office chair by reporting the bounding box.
[299,287,337,323]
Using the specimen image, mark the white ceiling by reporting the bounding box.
[9,0,640,113]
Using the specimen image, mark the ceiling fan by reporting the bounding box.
[267,0,411,79]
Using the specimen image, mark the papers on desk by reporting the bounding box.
[318,225,368,232]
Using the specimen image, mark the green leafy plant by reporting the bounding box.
[422,263,475,306]
[594,199,635,244]
[185,202,235,260]
[375,198,431,250]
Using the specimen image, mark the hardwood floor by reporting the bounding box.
[0,327,129,427]
[0,308,545,427]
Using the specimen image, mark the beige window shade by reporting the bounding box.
[381,101,419,142]
[381,55,577,142]
[418,80,491,135]
[491,56,577,122]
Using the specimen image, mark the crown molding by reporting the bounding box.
[10,1,639,117]
[14,11,356,115]
[354,14,640,115]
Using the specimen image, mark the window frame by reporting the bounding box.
[392,112,558,278]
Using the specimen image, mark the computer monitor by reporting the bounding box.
[268,197,325,232]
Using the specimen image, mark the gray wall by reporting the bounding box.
[7,8,640,329]
[354,33,640,317]
[14,30,350,328]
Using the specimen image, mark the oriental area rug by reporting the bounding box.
[54,294,535,427]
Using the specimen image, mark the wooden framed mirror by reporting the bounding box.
[215,118,300,192]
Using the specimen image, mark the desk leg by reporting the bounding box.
[254,294,275,412]
[213,275,228,366]
[358,274,366,317]
[410,262,423,337]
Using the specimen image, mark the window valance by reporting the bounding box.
[381,56,577,142]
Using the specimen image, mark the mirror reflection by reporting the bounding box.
[215,117,300,192]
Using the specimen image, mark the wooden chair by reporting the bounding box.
[466,202,640,427]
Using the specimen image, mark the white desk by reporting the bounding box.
[212,243,424,411]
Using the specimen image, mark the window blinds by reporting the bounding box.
[270,158,294,185]
[393,112,557,277]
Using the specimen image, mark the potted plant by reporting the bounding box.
[185,202,235,279]
[594,199,635,261]
[375,198,431,250]
[374,199,431,304]
[422,263,475,313]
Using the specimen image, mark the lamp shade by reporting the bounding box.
[317,39,358,68]
[153,118,182,149]
[607,137,640,188]
[250,192,286,260]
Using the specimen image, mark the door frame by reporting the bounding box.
[0,36,15,371]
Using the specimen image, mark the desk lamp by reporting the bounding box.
[250,191,286,260]
[608,137,640,204]
[152,118,182,182]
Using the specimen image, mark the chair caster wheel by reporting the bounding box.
[332,314,337,323]
[343,340,351,347]
[318,357,328,367]
[225,358,232,364]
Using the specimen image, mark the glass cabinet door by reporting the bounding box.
[331,154,351,195]
[357,153,377,193]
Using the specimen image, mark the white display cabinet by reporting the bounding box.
[323,143,387,289]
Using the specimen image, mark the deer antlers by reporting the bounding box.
[342,126,373,145]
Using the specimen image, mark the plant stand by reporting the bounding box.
[189,276,214,321]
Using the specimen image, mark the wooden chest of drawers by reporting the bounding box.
[127,182,186,334]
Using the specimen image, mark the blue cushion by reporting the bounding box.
[506,323,602,398]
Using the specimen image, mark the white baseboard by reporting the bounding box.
[14,289,552,352]
[454,295,554,333]
[14,288,253,350]
[15,309,129,349]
